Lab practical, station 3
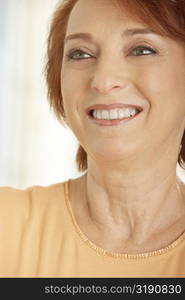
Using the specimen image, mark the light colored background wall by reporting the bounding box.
[0,0,81,189]
[0,0,184,189]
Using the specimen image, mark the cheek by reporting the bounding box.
[138,60,185,115]
[136,60,185,141]
[61,67,86,100]
[61,66,90,110]
[61,69,87,130]
[61,69,76,114]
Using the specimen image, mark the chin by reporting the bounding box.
[92,146,136,162]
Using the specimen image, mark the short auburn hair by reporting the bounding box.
[45,0,185,172]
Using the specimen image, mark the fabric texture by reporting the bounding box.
[0,180,185,277]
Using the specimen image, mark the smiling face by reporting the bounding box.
[61,0,185,163]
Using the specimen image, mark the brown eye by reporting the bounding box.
[131,46,157,56]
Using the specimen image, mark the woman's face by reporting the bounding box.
[61,0,185,162]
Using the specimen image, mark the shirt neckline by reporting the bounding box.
[64,179,185,259]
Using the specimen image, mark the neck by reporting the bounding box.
[83,147,185,244]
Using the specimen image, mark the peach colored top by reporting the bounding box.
[0,180,185,278]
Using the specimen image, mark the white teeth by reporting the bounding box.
[97,110,102,119]
[101,110,109,119]
[118,109,124,119]
[92,108,139,120]
[93,110,97,119]
[109,110,118,120]
[130,109,137,117]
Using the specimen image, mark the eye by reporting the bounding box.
[65,45,157,62]
[130,45,157,56]
[66,48,93,61]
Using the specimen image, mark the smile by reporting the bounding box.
[86,103,143,126]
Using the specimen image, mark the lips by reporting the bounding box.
[86,103,143,116]
[85,103,144,126]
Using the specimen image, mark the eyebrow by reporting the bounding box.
[64,28,158,44]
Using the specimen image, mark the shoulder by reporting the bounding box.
[0,180,67,199]
[0,181,70,276]
[0,181,68,219]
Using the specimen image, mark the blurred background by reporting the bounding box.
[0,0,184,189]
[0,0,81,189]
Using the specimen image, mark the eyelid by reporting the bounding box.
[125,39,157,52]
[128,45,157,56]
[65,48,95,61]
[65,44,158,61]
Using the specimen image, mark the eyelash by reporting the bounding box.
[65,45,157,61]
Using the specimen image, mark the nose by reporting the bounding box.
[90,59,131,94]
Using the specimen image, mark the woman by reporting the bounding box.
[0,0,185,277]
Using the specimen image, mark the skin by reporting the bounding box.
[61,0,185,253]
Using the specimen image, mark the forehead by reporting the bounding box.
[66,0,146,35]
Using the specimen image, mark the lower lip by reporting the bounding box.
[87,111,142,126]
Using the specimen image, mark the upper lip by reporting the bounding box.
[86,103,143,115]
